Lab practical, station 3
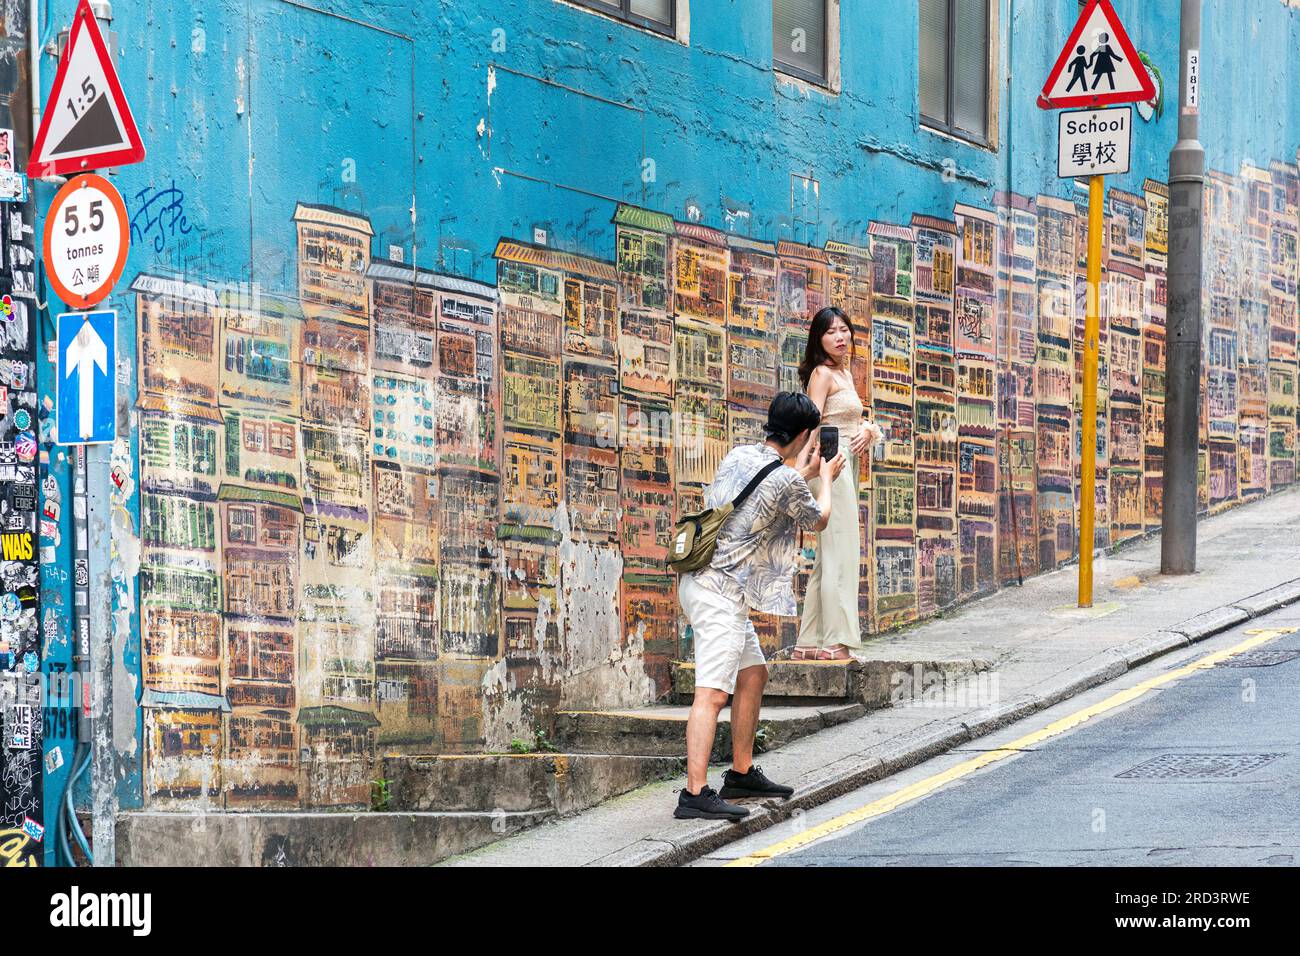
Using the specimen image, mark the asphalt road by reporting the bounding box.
[704,605,1300,867]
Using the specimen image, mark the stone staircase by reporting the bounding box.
[369,659,960,844]
[117,655,991,865]
[670,657,866,705]
[553,701,865,761]
[550,654,993,762]
[381,752,684,815]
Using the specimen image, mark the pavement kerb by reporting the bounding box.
[1228,578,1300,618]
[625,575,1300,867]
[1168,605,1252,642]
[959,693,1045,738]
[589,837,678,868]
[1106,631,1191,670]
[1026,659,1130,711]
[870,721,974,769]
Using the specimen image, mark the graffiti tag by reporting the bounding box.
[0,828,36,866]
[130,181,194,254]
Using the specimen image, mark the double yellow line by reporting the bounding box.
[726,627,1296,867]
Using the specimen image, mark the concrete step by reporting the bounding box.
[116,809,554,867]
[671,659,858,705]
[669,656,995,709]
[553,703,865,760]
[856,655,996,709]
[382,753,683,814]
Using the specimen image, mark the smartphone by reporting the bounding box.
[819,425,839,461]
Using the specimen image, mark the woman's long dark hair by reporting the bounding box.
[798,306,855,390]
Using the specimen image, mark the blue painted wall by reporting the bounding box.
[31,0,1300,827]
[28,1,1299,284]
[29,0,1294,291]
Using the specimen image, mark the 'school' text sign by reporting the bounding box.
[1058,107,1132,178]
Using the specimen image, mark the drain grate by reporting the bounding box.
[1217,650,1300,668]
[1116,753,1286,780]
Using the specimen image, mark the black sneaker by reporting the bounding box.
[674,785,750,821]
[719,764,794,800]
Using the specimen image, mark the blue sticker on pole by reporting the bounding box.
[56,310,116,445]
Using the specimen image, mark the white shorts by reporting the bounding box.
[679,573,768,695]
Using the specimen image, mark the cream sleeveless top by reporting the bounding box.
[820,370,864,435]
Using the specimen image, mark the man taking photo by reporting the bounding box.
[675,391,845,820]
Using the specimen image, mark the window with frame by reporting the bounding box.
[261,507,298,549]
[920,0,993,144]
[243,421,267,453]
[268,422,296,457]
[228,505,258,545]
[773,0,829,85]
[572,0,675,36]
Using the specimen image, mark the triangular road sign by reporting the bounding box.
[1038,0,1156,110]
[27,0,145,177]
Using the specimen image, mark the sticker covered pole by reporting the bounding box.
[36,0,143,868]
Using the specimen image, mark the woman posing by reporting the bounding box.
[793,307,882,661]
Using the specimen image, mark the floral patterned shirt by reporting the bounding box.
[688,443,824,616]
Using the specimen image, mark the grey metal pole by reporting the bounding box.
[71,446,92,867]
[1161,0,1204,575]
[30,0,122,868]
[87,442,115,865]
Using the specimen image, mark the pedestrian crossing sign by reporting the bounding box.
[1038,0,1156,110]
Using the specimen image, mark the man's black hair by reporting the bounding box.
[765,391,821,446]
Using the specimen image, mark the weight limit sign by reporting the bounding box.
[42,173,130,308]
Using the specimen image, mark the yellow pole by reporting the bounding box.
[1079,174,1103,608]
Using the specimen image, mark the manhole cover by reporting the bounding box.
[1116,753,1286,780]
[1217,650,1300,668]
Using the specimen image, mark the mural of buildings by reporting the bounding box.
[867,221,919,630]
[134,274,229,807]
[1266,161,1298,493]
[953,203,999,600]
[1142,179,1170,531]
[614,206,679,674]
[1033,195,1076,573]
[104,125,1300,809]
[9,0,1297,876]
[8,0,1290,835]
[1108,189,1147,542]
[911,215,959,617]
[1074,186,1112,549]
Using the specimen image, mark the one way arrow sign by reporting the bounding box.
[56,310,116,445]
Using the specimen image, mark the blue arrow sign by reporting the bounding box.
[56,310,116,445]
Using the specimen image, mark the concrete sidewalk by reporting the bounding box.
[440,486,1300,867]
